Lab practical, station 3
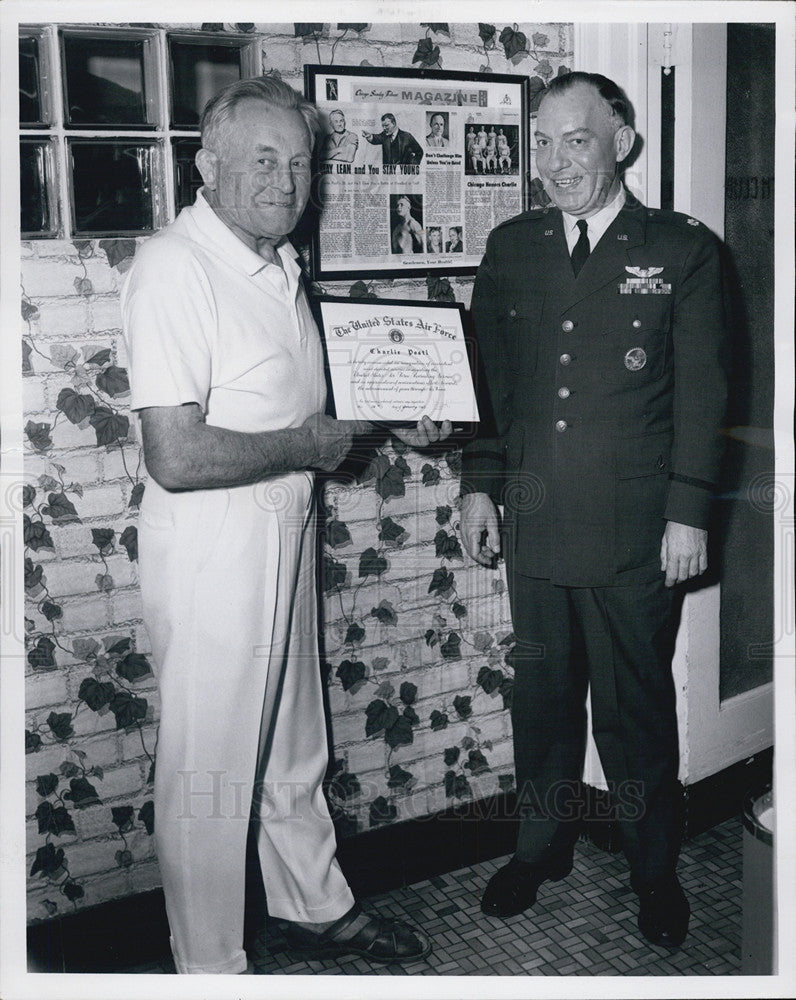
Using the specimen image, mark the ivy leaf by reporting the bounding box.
[109,691,148,730]
[387,764,415,788]
[25,420,53,452]
[441,632,462,661]
[473,632,494,653]
[412,37,441,66]
[336,659,366,692]
[450,602,467,621]
[86,348,112,367]
[74,276,93,297]
[370,600,397,625]
[385,714,414,749]
[499,677,514,711]
[443,746,460,766]
[78,677,115,711]
[453,694,472,719]
[24,557,44,595]
[128,482,145,509]
[424,628,439,648]
[106,637,131,656]
[499,25,528,61]
[235,22,255,32]
[344,622,365,645]
[23,515,54,552]
[96,366,130,398]
[529,75,547,112]
[36,801,76,837]
[41,492,80,525]
[323,554,349,593]
[428,567,455,597]
[378,516,407,546]
[28,637,57,671]
[56,387,95,424]
[365,699,395,737]
[328,769,361,800]
[30,843,66,878]
[119,526,138,562]
[348,279,377,298]
[421,463,441,486]
[399,682,417,706]
[117,653,152,682]
[96,572,114,592]
[430,709,448,731]
[478,22,496,46]
[434,529,463,560]
[89,407,129,447]
[116,849,134,868]
[50,344,79,369]
[91,528,115,554]
[62,881,85,901]
[338,23,369,32]
[403,705,419,725]
[38,474,59,492]
[426,276,454,302]
[23,484,36,507]
[294,22,324,36]
[421,22,450,34]
[201,23,223,31]
[360,452,390,484]
[22,338,33,372]
[444,770,472,799]
[376,463,407,500]
[435,505,452,525]
[326,518,352,549]
[533,32,550,48]
[26,731,43,753]
[369,795,398,827]
[41,601,62,622]
[498,773,515,793]
[359,547,388,578]
[464,749,491,776]
[59,761,80,778]
[36,773,59,798]
[477,665,504,695]
[98,238,136,269]
[372,656,390,672]
[138,800,155,835]
[111,805,135,833]
[63,777,101,809]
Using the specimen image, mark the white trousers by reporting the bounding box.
[139,472,354,974]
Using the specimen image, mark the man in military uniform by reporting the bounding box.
[460,72,727,947]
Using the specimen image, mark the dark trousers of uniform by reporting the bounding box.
[506,572,682,888]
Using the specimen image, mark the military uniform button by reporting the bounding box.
[555,420,567,432]
[509,308,517,317]
[558,387,570,399]
[632,319,642,328]
[559,353,571,366]
[562,319,574,332]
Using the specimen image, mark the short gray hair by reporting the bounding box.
[200,76,323,152]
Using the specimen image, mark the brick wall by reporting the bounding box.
[22,20,573,921]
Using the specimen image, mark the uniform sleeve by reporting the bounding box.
[665,229,729,527]
[460,231,509,503]
[120,238,216,414]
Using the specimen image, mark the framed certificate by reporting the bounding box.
[316,296,480,425]
[304,64,530,280]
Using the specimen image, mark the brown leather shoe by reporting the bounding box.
[283,901,432,964]
[481,853,573,918]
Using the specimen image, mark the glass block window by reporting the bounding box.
[173,138,203,212]
[69,140,157,236]
[20,139,57,236]
[61,32,155,127]
[18,24,259,239]
[169,38,244,128]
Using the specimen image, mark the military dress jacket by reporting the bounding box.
[461,198,728,587]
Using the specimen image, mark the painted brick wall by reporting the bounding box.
[22,21,573,921]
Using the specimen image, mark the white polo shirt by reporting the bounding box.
[121,189,326,435]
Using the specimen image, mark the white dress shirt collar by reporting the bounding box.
[561,185,627,254]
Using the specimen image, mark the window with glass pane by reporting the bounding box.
[173,139,203,212]
[69,141,155,235]
[20,34,44,125]
[169,39,243,127]
[62,34,151,127]
[21,140,55,236]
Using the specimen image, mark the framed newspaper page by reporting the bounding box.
[316,296,479,427]
[304,65,530,281]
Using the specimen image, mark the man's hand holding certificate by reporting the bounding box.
[318,299,480,427]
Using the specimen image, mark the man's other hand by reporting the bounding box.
[460,492,500,566]
[392,416,452,449]
[660,520,708,587]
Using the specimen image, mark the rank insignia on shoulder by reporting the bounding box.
[686,217,700,226]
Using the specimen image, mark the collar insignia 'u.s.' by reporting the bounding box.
[619,265,672,295]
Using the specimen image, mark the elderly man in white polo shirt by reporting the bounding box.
[121,77,445,975]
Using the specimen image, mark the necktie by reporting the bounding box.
[571,219,590,277]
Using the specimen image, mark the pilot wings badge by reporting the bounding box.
[619,265,671,295]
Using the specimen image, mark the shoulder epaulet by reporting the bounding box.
[491,207,549,233]
[646,208,706,230]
